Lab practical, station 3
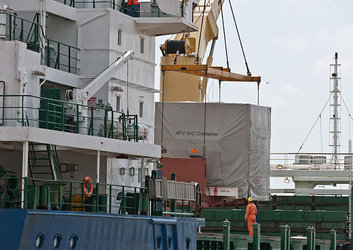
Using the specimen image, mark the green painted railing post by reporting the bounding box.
[171,173,176,212]
[21,95,24,126]
[76,104,79,133]
[104,109,108,137]
[69,182,73,211]
[68,47,71,73]
[95,183,99,212]
[58,180,61,210]
[330,229,336,250]
[20,19,24,41]
[281,224,290,250]
[81,183,84,212]
[56,42,60,70]
[253,223,260,250]
[109,185,112,213]
[61,102,64,131]
[46,39,50,66]
[222,219,230,250]
[9,15,12,40]
[23,177,28,209]
[307,226,316,250]
[122,186,126,214]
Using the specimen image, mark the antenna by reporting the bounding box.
[329,52,341,168]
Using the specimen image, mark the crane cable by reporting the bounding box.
[228,0,251,76]
[297,92,333,154]
[195,0,210,64]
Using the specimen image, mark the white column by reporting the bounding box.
[21,141,29,209]
[96,150,101,183]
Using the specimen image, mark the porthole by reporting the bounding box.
[185,236,191,249]
[53,234,62,248]
[35,233,45,248]
[156,235,162,249]
[70,234,78,249]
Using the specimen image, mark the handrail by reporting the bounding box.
[58,0,186,18]
[0,11,80,74]
[0,94,139,141]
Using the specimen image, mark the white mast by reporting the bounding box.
[329,52,341,168]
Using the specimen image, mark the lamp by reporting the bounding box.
[276,164,284,169]
[284,177,290,183]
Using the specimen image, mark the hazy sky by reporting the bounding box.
[155,0,353,155]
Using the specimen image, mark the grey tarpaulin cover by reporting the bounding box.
[155,102,271,201]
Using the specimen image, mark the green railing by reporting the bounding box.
[57,0,186,18]
[0,94,139,141]
[0,11,80,74]
[0,176,148,215]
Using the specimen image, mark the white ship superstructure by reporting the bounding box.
[0,0,198,190]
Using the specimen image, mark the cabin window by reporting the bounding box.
[140,37,145,54]
[116,95,121,112]
[139,101,144,118]
[118,29,122,45]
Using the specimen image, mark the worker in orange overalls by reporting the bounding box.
[126,0,140,17]
[245,197,257,236]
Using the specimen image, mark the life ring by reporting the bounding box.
[82,176,93,198]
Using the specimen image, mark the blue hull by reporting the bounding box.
[0,209,204,250]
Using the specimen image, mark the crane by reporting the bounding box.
[159,0,260,102]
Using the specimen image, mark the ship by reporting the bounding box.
[0,0,351,249]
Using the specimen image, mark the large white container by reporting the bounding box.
[155,102,271,201]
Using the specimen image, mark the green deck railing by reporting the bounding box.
[0,11,80,74]
[57,0,186,18]
[0,94,139,141]
[0,176,148,215]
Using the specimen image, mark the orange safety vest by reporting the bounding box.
[127,0,138,5]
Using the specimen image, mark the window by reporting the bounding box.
[118,29,122,46]
[139,101,144,118]
[116,95,121,112]
[140,37,144,54]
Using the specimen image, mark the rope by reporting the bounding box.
[161,71,165,145]
[172,33,185,65]
[220,5,229,69]
[297,92,333,154]
[319,114,323,153]
[195,0,209,64]
[228,0,251,76]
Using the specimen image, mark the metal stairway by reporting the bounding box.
[28,143,62,180]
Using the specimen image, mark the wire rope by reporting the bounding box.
[195,0,209,64]
[228,0,251,76]
[296,92,333,154]
[220,5,229,69]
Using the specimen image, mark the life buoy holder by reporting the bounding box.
[82,176,93,198]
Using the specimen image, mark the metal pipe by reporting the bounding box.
[96,150,100,183]
[223,219,230,250]
[253,223,260,250]
[330,229,336,250]
[307,226,315,250]
[21,141,29,209]
[281,224,290,250]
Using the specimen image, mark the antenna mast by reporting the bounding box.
[329,52,341,168]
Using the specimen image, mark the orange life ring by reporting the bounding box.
[82,176,93,198]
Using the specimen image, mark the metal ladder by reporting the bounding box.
[28,143,62,181]
[25,114,62,180]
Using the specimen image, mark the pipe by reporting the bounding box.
[307,226,316,250]
[281,224,290,250]
[253,223,260,250]
[330,229,336,250]
[222,219,230,250]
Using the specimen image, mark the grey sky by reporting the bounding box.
[155,0,353,154]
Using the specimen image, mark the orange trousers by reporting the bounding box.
[247,220,255,236]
